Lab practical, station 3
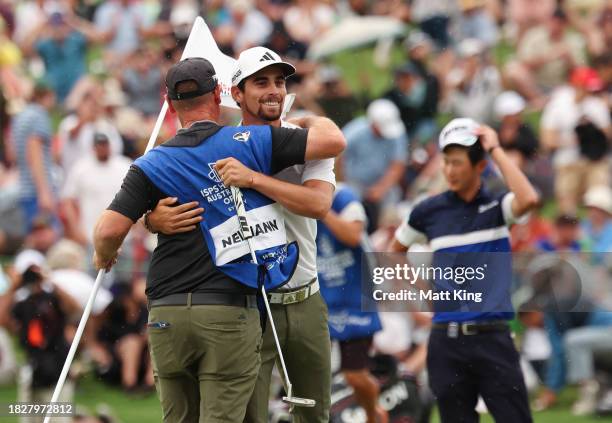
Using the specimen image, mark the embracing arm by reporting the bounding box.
[288,116,346,160]
[250,177,333,219]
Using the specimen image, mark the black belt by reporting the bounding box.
[148,293,257,309]
[433,321,509,337]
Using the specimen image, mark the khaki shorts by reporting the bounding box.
[555,158,610,212]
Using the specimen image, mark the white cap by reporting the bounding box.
[169,2,198,27]
[494,91,526,118]
[439,118,480,150]
[14,249,46,275]
[584,185,612,214]
[231,47,296,86]
[367,99,405,139]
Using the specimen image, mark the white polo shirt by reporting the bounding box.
[275,121,336,289]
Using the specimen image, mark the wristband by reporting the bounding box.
[144,211,158,234]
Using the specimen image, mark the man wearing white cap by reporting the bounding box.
[582,185,612,255]
[494,91,538,169]
[389,118,539,422]
[342,99,408,233]
[146,46,336,422]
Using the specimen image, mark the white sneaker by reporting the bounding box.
[572,380,599,416]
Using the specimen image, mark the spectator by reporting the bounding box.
[229,0,273,53]
[341,99,408,233]
[21,11,104,104]
[506,8,587,106]
[510,206,552,252]
[384,62,436,143]
[46,239,114,374]
[314,65,362,128]
[0,15,28,115]
[536,214,582,253]
[93,0,157,63]
[120,46,163,118]
[57,83,124,175]
[493,91,539,170]
[540,67,610,214]
[11,82,59,235]
[95,279,153,393]
[537,303,612,412]
[453,0,499,47]
[403,31,440,126]
[263,20,309,71]
[283,0,336,45]
[445,38,501,124]
[568,4,612,59]
[0,166,26,255]
[23,216,60,261]
[564,321,612,415]
[0,250,80,421]
[0,266,16,385]
[506,0,556,41]
[61,133,131,248]
[409,0,458,50]
[531,217,584,411]
[581,185,612,256]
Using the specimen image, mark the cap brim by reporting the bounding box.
[440,134,478,150]
[233,61,296,86]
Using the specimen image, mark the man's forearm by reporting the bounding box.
[251,173,332,219]
[26,136,51,198]
[93,210,133,262]
[372,161,405,196]
[321,211,363,247]
[491,148,539,214]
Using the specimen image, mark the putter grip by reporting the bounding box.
[230,186,253,239]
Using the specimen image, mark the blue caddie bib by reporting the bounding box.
[135,123,299,290]
[317,186,381,341]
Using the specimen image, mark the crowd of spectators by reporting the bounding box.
[0,0,611,420]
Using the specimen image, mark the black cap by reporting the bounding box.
[166,57,218,100]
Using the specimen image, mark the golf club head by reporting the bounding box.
[282,396,316,407]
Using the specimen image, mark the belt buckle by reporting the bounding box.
[461,322,477,336]
[447,322,459,338]
[282,292,297,305]
[295,288,307,302]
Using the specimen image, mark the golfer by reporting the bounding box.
[93,57,345,422]
[389,119,538,422]
[147,47,336,422]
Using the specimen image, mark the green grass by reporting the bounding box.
[0,374,609,422]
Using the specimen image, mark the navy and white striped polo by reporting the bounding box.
[396,187,526,323]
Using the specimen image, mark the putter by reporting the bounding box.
[230,186,316,409]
